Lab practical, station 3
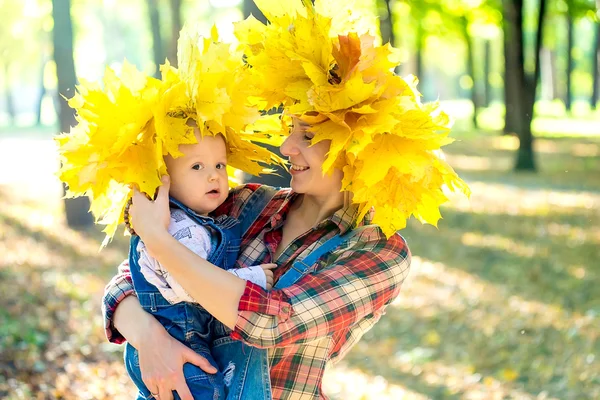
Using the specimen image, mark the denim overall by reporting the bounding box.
[124,195,267,400]
[125,187,359,400]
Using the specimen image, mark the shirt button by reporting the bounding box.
[281,305,290,314]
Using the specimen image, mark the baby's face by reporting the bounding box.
[165,132,229,215]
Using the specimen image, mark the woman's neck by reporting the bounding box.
[291,191,345,229]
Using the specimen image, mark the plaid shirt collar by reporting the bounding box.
[267,190,374,235]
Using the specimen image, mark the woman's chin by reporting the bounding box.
[289,177,306,193]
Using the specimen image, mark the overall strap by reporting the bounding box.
[236,186,278,238]
[274,226,368,290]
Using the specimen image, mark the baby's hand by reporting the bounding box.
[260,263,277,290]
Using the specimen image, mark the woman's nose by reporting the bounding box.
[280,133,300,157]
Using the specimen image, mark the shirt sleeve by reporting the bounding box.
[227,266,267,289]
[231,233,411,348]
[102,258,134,344]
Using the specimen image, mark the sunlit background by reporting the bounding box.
[1,0,599,399]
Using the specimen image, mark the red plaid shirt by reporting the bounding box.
[103,184,411,399]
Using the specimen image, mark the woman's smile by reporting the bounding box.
[290,163,310,174]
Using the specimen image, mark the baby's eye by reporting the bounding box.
[192,164,204,170]
[303,134,313,142]
[216,163,227,170]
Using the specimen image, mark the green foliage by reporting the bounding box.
[0,0,51,76]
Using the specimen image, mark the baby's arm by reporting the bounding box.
[138,215,211,304]
[227,263,276,290]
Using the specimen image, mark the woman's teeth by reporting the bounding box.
[291,164,309,171]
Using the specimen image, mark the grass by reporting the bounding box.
[327,134,600,400]
[0,122,599,399]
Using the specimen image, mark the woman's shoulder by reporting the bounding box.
[347,224,410,261]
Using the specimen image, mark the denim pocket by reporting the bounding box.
[185,304,214,342]
[224,238,242,269]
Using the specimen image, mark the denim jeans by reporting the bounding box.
[125,195,273,400]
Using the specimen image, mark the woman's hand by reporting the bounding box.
[130,176,171,252]
[137,324,217,400]
[114,296,217,400]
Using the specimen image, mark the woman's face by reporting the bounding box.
[280,117,344,198]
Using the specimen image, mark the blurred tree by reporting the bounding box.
[456,0,502,126]
[593,5,600,108]
[3,63,15,123]
[405,0,501,126]
[52,0,93,228]
[35,55,49,126]
[503,0,547,171]
[35,24,53,126]
[0,0,25,124]
[460,14,481,128]
[378,0,396,46]
[168,0,183,66]
[396,1,433,94]
[147,0,165,78]
[484,39,492,106]
[566,1,576,111]
[546,0,597,110]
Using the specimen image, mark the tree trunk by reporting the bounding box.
[168,0,182,67]
[592,20,599,110]
[35,57,48,126]
[462,16,479,129]
[513,0,546,171]
[415,22,424,80]
[378,0,395,46]
[147,0,165,78]
[484,39,492,106]
[550,49,558,99]
[3,63,15,124]
[503,1,521,135]
[243,0,268,24]
[565,13,574,111]
[52,0,94,228]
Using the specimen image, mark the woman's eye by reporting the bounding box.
[192,164,203,170]
[303,134,313,142]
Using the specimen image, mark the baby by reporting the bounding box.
[124,128,273,400]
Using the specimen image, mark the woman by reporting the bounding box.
[103,1,469,399]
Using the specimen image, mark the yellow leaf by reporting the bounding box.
[501,368,519,382]
[424,330,441,346]
[483,376,495,387]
